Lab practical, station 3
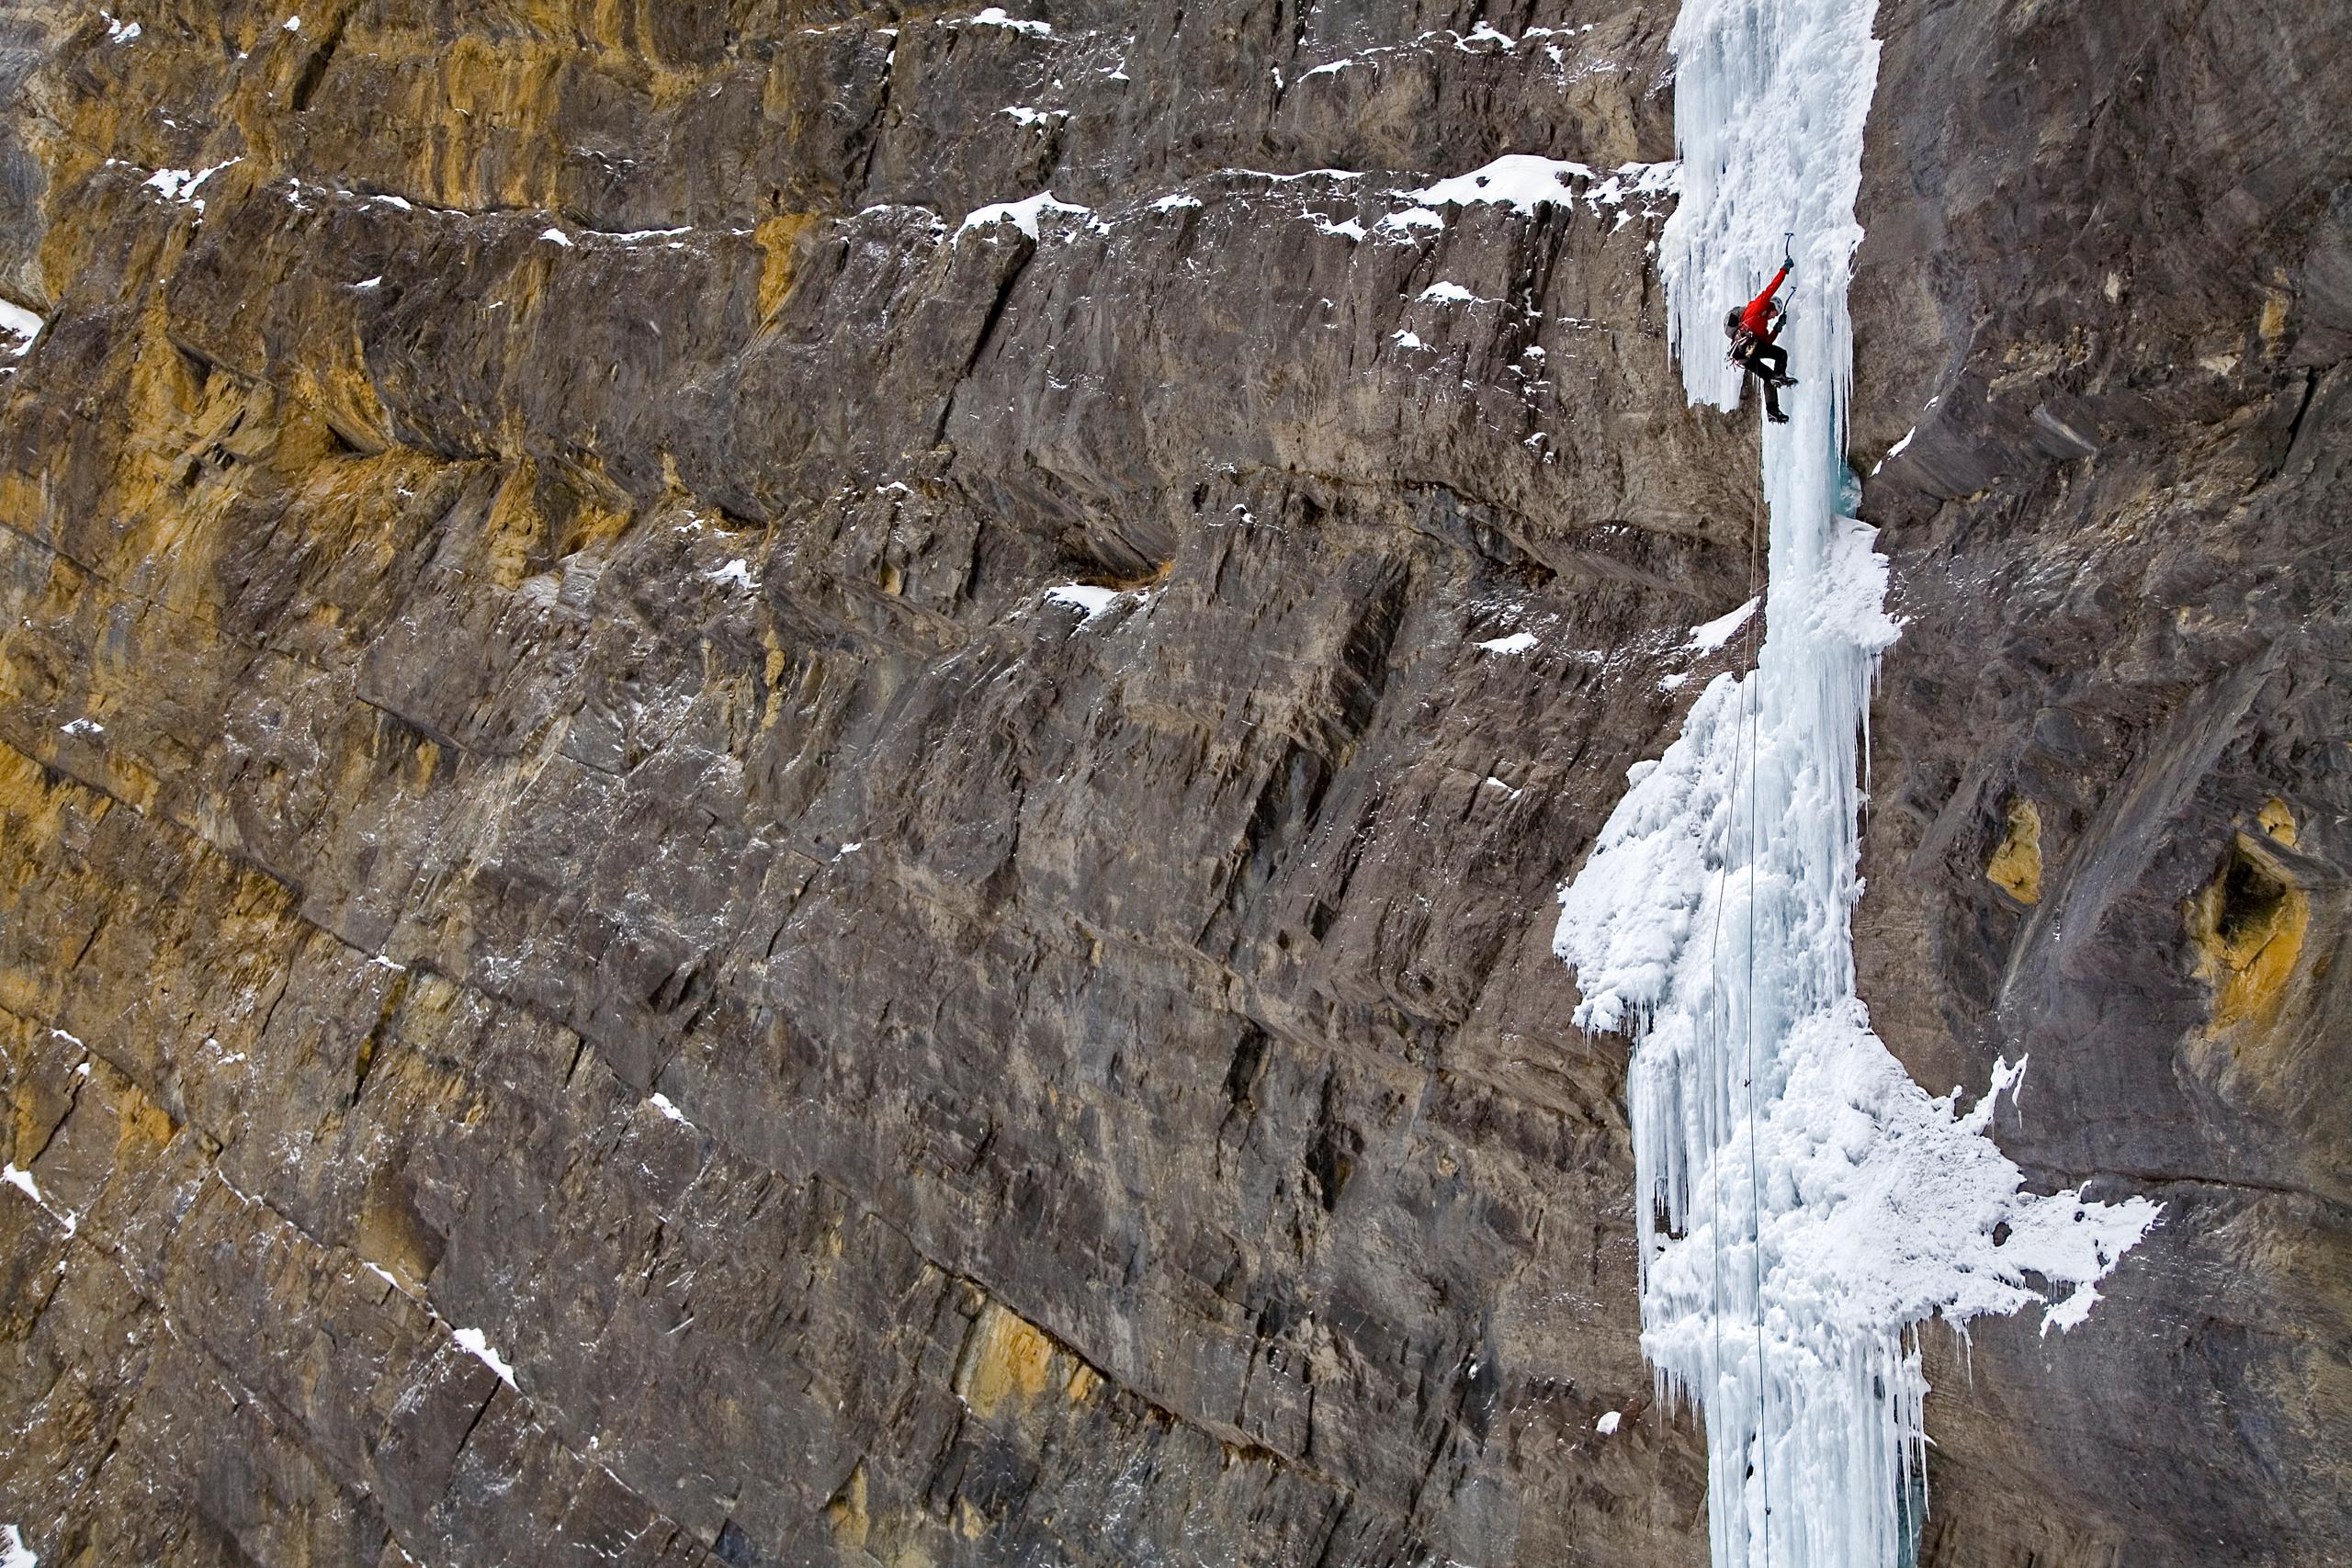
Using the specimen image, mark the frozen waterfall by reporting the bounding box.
[1552,2,2164,1566]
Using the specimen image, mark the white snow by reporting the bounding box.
[1408,153,1593,214]
[707,558,759,591]
[1311,216,1366,242]
[539,227,573,247]
[1554,5,2161,1566]
[2,1164,73,1236]
[59,717,102,737]
[2,1165,42,1206]
[999,106,1067,127]
[452,1326,518,1388]
[1150,193,1201,211]
[1377,206,1444,235]
[142,158,239,209]
[1417,282,1477,304]
[956,190,1094,240]
[1474,631,1539,655]
[1297,26,1573,82]
[964,7,1052,35]
[1401,156,1678,222]
[649,1093,693,1126]
[1596,1410,1623,1435]
[1392,330,1427,350]
[282,14,300,30]
[1687,595,1759,655]
[1581,160,1681,209]
[1870,426,1916,475]
[104,14,141,41]
[1042,583,1121,619]
[352,276,383,290]
[1,1524,33,1568]
[1229,167,1363,185]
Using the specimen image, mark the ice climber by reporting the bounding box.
[1724,257,1797,423]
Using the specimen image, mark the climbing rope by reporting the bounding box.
[1743,481,1771,1568]
[1700,479,1773,1567]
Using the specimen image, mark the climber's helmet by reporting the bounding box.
[1724,308,1742,339]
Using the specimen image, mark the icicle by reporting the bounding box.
[1554,2,2163,1565]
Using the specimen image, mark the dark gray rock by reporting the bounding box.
[0,0,2341,1565]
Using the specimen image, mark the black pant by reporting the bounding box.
[1733,340,1787,419]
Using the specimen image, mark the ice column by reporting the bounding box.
[1553,2,2162,1566]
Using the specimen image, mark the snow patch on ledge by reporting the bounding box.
[142,157,241,212]
[1042,583,1124,620]
[0,299,43,355]
[957,190,1097,240]
[3,1164,76,1237]
[1870,425,1916,475]
[1687,595,1758,655]
[1403,154,1679,219]
[962,6,1053,34]
[453,1327,519,1388]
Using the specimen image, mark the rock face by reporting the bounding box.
[1850,5,2351,1561]
[0,3,2339,1566]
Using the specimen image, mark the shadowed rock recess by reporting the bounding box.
[0,1,2340,1564]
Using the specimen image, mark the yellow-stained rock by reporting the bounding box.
[2186,830,2310,1037]
[824,1463,870,1551]
[115,1080,177,1153]
[1986,795,2043,905]
[754,214,820,321]
[956,1300,1060,1417]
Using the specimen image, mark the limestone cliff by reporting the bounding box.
[0,3,2341,1566]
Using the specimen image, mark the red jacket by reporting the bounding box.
[1739,265,1790,339]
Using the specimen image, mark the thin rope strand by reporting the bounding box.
[1744,479,1771,1568]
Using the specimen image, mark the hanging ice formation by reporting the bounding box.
[1553,2,2163,1566]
